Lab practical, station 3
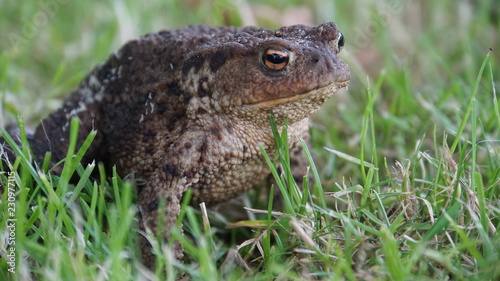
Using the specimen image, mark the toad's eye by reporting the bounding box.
[337,33,345,53]
[262,48,289,71]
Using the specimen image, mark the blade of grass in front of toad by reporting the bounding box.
[15,117,33,187]
[405,200,462,272]
[380,226,405,281]
[58,118,97,192]
[1,125,38,186]
[300,139,326,209]
[359,75,383,207]
[37,119,96,239]
[260,143,294,215]
[66,162,95,207]
[269,116,302,213]
[107,176,137,277]
[169,205,220,281]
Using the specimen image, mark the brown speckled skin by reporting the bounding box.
[7,22,350,266]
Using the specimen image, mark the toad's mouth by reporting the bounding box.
[253,80,350,109]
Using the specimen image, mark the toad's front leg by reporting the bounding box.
[137,172,192,268]
[133,130,208,268]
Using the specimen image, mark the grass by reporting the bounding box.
[1,0,500,280]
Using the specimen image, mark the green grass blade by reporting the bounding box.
[450,52,490,154]
[422,200,462,242]
[380,226,405,281]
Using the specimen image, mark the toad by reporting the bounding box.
[2,22,350,266]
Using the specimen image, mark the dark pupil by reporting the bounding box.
[266,53,287,64]
[338,33,345,48]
